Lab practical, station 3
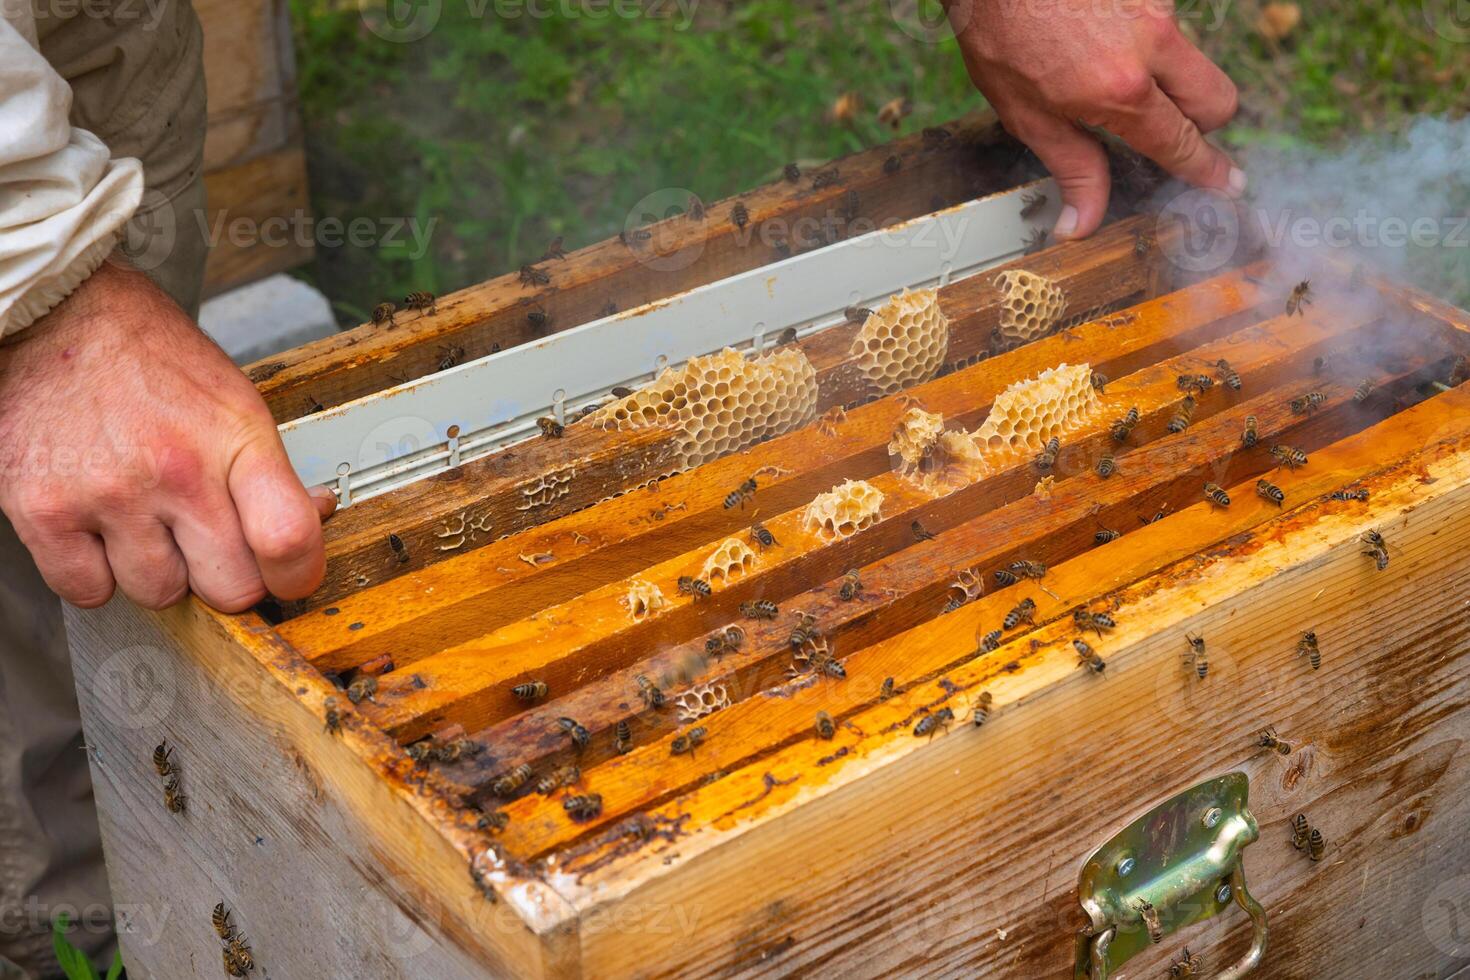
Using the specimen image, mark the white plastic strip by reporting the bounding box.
[280,180,1060,505]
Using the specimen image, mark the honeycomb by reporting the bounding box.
[970,363,1099,454]
[674,681,731,723]
[994,270,1068,346]
[700,537,758,584]
[803,479,885,540]
[887,407,946,477]
[848,288,949,395]
[592,347,817,469]
[621,579,667,621]
[943,567,985,612]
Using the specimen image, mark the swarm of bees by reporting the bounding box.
[1360,530,1389,570]
[213,902,253,976]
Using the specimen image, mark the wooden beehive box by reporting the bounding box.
[66,118,1470,979]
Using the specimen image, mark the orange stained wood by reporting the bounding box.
[283,259,1269,668]
[354,291,1408,742]
[491,383,1470,859]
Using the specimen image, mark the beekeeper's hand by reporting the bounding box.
[947,0,1243,240]
[0,257,336,611]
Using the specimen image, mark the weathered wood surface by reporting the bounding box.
[247,115,1044,423]
[553,402,1470,978]
[281,212,1180,614]
[201,146,314,298]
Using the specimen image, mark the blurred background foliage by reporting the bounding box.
[288,0,1469,324]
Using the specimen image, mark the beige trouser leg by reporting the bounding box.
[1,3,208,974]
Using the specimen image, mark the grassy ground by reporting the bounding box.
[287,0,1469,323]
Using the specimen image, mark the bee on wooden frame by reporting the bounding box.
[725,478,758,510]
[371,302,397,328]
[811,169,840,190]
[637,674,666,709]
[558,716,591,750]
[1094,526,1122,545]
[815,711,836,740]
[1134,231,1155,258]
[1019,191,1048,220]
[1298,631,1321,670]
[493,763,533,797]
[1307,828,1326,861]
[1256,478,1285,507]
[1184,632,1208,679]
[152,741,175,778]
[686,195,706,221]
[978,629,1002,652]
[1286,280,1312,317]
[788,612,821,651]
[731,202,750,229]
[1177,373,1214,394]
[404,290,437,314]
[226,936,254,973]
[619,227,652,247]
[540,237,567,262]
[670,726,707,757]
[1034,436,1060,472]
[512,680,548,702]
[1291,813,1311,850]
[1111,406,1140,443]
[678,575,713,600]
[1003,597,1036,630]
[1074,639,1106,674]
[1242,415,1259,448]
[913,707,954,738]
[1290,391,1327,415]
[1090,371,1107,394]
[537,416,565,439]
[388,532,410,563]
[1353,379,1376,402]
[740,598,779,620]
[911,520,937,542]
[883,154,902,175]
[972,691,994,728]
[845,305,875,324]
[879,676,896,700]
[527,308,551,332]
[163,773,187,813]
[838,569,862,601]
[1167,395,1196,433]
[1360,530,1389,570]
[1095,452,1116,479]
[614,719,633,755]
[212,902,235,941]
[1215,358,1241,391]
[1203,483,1231,507]
[519,264,550,287]
[564,794,603,822]
[782,162,801,183]
[1329,488,1369,502]
[1257,726,1292,755]
[323,697,342,736]
[477,808,510,832]
[346,675,378,705]
[1270,444,1308,470]
[223,946,249,977]
[536,766,580,795]
[1169,947,1204,978]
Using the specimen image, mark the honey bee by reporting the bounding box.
[1135,898,1163,944]
[1139,502,1171,525]
[1111,406,1140,443]
[346,675,378,705]
[879,676,895,700]
[536,765,580,795]
[782,162,801,183]
[1175,631,1208,678]
[670,726,707,756]
[212,902,235,940]
[1286,280,1312,317]
[1360,530,1389,571]
[388,532,410,563]
[163,772,187,813]
[1167,396,1196,433]
[812,169,840,190]
[883,154,901,175]
[1010,559,1047,581]
[439,738,483,764]
[619,227,652,247]
[687,195,706,220]
[1074,639,1106,674]
[1203,483,1231,507]
[1215,358,1242,391]
[1329,488,1369,502]
[152,741,175,777]
[404,290,437,314]
[777,326,798,344]
[372,302,397,328]
[477,808,510,832]
[731,202,750,229]
[323,697,342,736]
[512,680,549,701]
[1242,415,1259,448]
[844,305,875,324]
[1090,371,1107,394]
[913,707,954,738]
[1073,609,1113,637]
[226,936,254,973]
[610,386,634,398]
[678,576,713,600]
[558,717,591,750]
[540,237,567,261]
[979,629,1002,652]
[1096,453,1116,479]
[788,612,821,651]
[1019,191,1048,219]
[922,126,952,146]
[614,719,633,754]
[1291,391,1327,415]
[971,691,994,728]
[1270,444,1308,470]
[877,96,912,129]
[1353,379,1376,403]
[1023,227,1049,255]
[1094,526,1122,544]
[492,763,533,797]
[1003,597,1036,630]
[815,711,836,740]
[1256,478,1285,506]
[740,599,779,620]
[223,946,248,977]
[1169,948,1204,978]
[637,674,666,709]
[1308,828,1326,861]
[1034,436,1060,472]
[564,794,603,822]
[519,264,550,287]
[1291,813,1311,850]
[406,739,437,766]
[1298,630,1321,670]
[722,624,746,652]
[1177,374,1214,393]
[724,478,757,510]
[1257,726,1292,755]
[911,520,937,542]
[816,405,847,437]
[527,308,551,332]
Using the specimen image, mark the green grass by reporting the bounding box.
[52,913,124,980]
[288,0,1469,321]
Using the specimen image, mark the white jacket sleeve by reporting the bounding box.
[0,7,143,339]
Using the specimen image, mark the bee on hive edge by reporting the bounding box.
[536,765,580,795]
[1034,436,1060,472]
[1167,395,1196,433]
[1010,559,1047,580]
[512,680,548,701]
[913,707,954,738]
[212,901,235,940]
[346,675,378,705]
[1135,898,1163,944]
[972,691,994,728]
[1177,373,1213,393]
[406,739,436,766]
[1074,639,1106,674]
[1184,632,1208,679]
[438,739,483,764]
[883,154,902,175]
[537,416,564,439]
[610,385,635,398]
[678,576,712,600]
[788,612,820,651]
[371,302,397,328]
[815,711,836,740]
[845,305,875,324]
[979,629,1002,652]
[152,741,175,777]
[1291,813,1311,850]
[1203,483,1231,507]
[637,674,666,709]
[614,719,633,755]
[1354,379,1376,402]
[687,195,706,220]
[404,290,437,314]
[725,477,757,510]
[1096,453,1116,479]
[1242,415,1259,448]
[559,716,591,750]
[388,532,410,563]
[564,794,603,822]
[323,697,342,736]
[1298,630,1321,670]
[540,236,567,262]
[1291,391,1327,415]
[1003,597,1036,630]
[477,808,510,832]
[1307,828,1326,861]
[1169,947,1204,978]
[749,521,778,550]
[994,568,1019,587]
[1329,488,1369,502]
[527,308,551,332]
[519,263,550,287]
[1257,726,1292,755]
[226,936,254,973]
[1271,444,1308,470]
[619,227,652,247]
[1023,227,1049,255]
[838,569,862,601]
[812,169,840,189]
[1286,280,1313,317]
[911,520,937,542]
[492,763,533,797]
[783,162,801,183]
[223,946,249,977]
[1090,371,1107,394]
[1095,527,1122,544]
[1020,191,1048,220]
[1360,530,1389,571]
[879,676,896,700]
[877,96,913,130]
[1215,358,1242,391]
[162,773,186,813]
[731,202,750,230]
[1112,406,1140,443]
[670,726,707,756]
[1256,479,1285,506]
[740,598,778,620]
